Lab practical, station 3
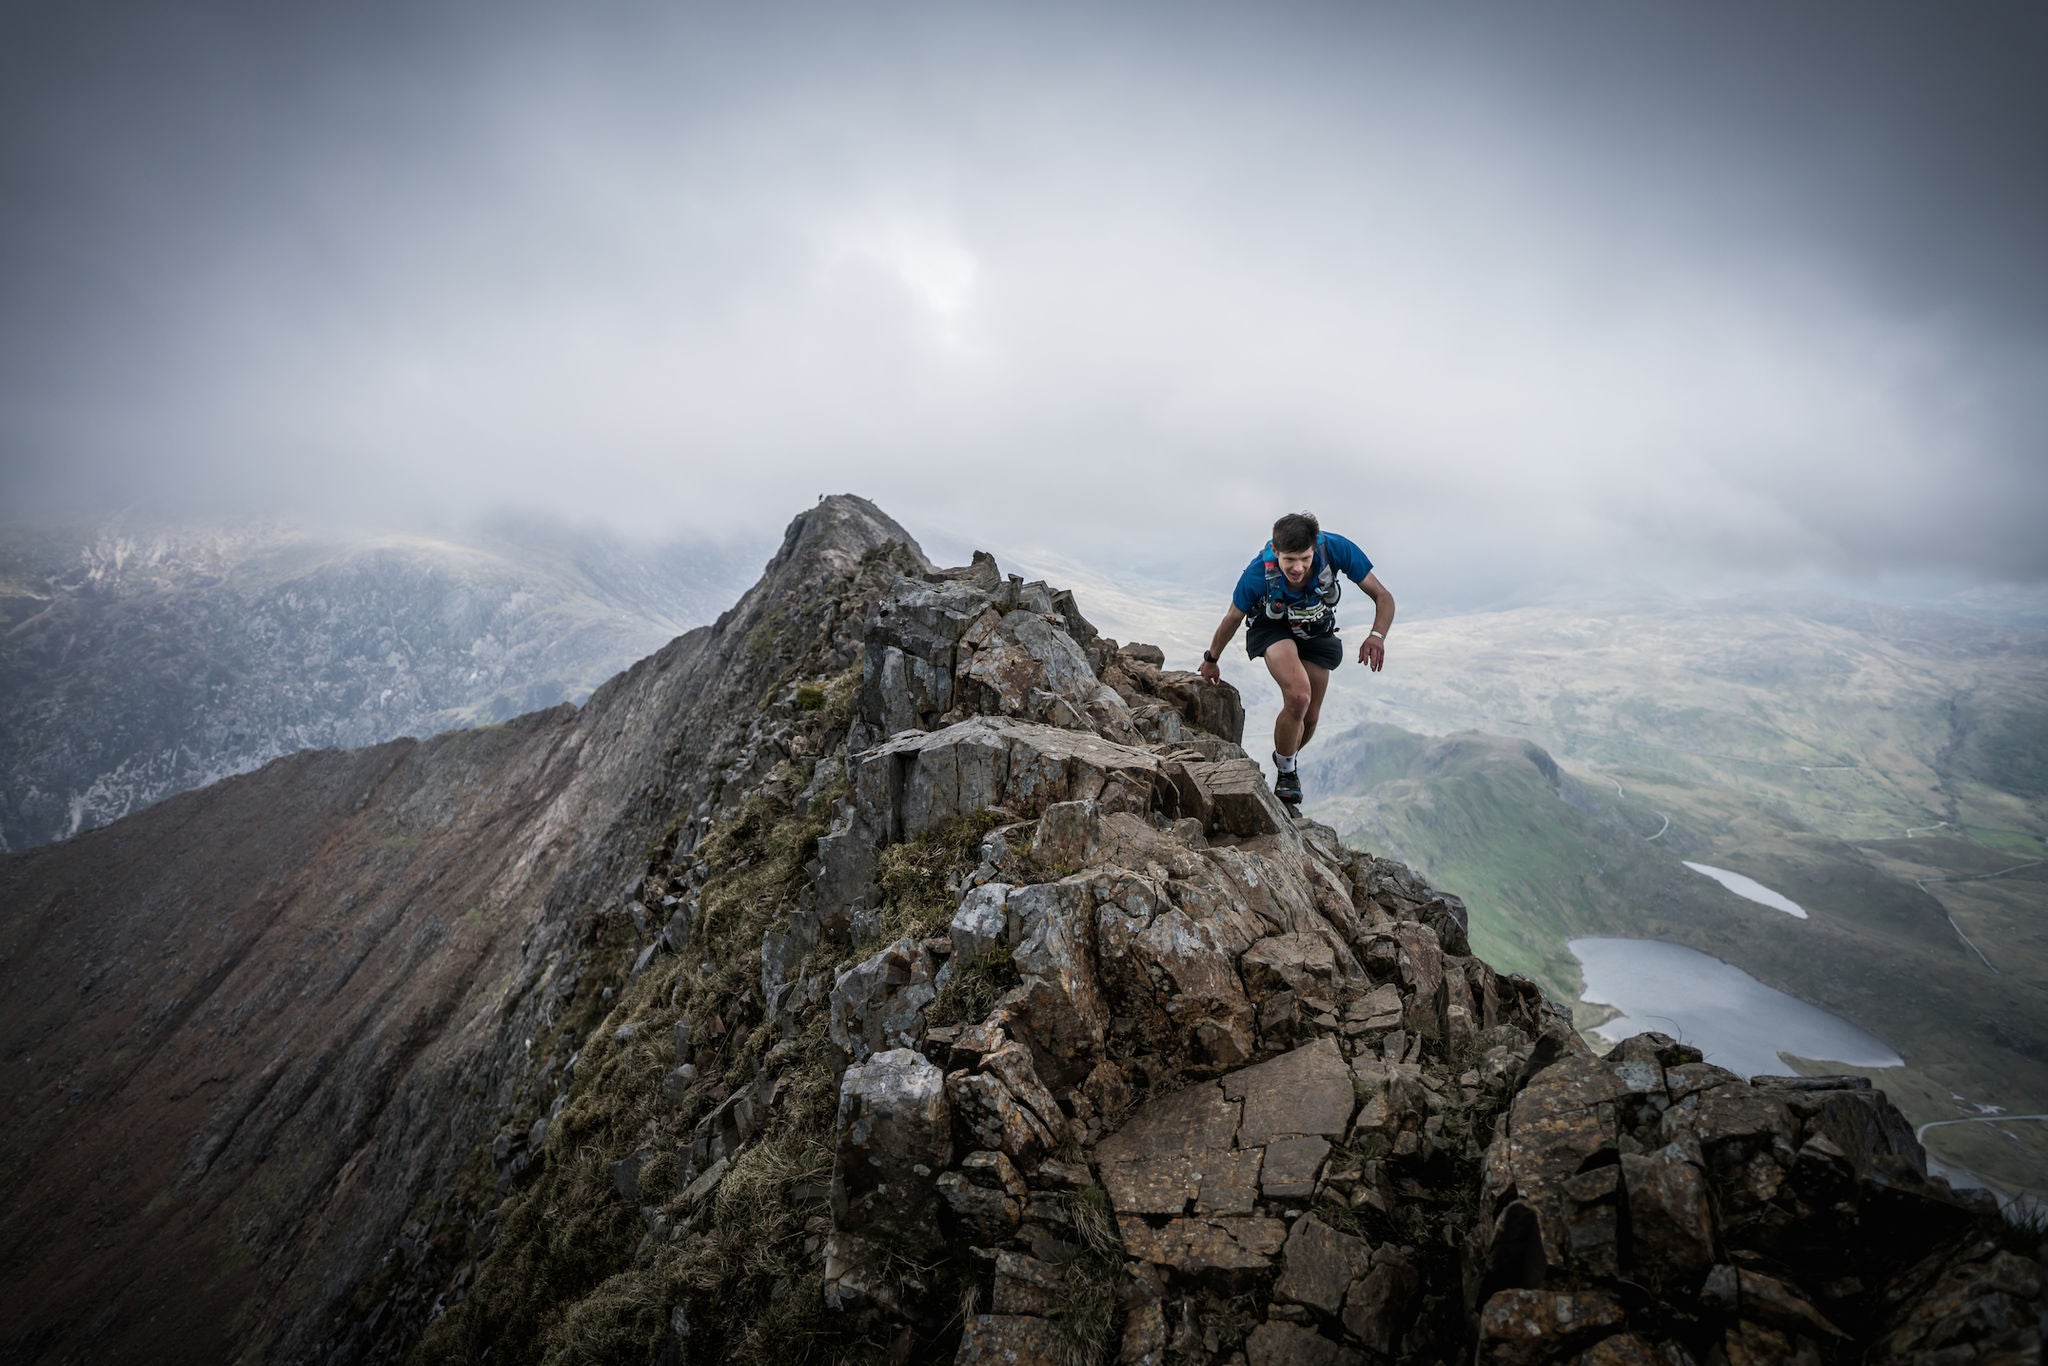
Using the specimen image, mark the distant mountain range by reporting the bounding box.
[0,516,763,852]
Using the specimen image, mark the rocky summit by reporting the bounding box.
[0,496,2039,1365]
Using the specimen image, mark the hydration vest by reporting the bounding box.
[1261,534,1340,636]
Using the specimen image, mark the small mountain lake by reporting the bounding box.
[1681,862,1808,918]
[1570,937,1902,1080]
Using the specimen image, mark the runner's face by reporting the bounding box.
[1276,546,1314,586]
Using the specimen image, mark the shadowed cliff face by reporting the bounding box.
[0,495,925,1365]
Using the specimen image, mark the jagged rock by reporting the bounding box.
[611,1147,653,1201]
[679,1156,727,1209]
[1701,1264,1846,1341]
[1006,876,1111,1079]
[936,1170,1022,1244]
[950,883,1012,963]
[1620,1146,1715,1294]
[1869,1237,2043,1363]
[949,1069,1056,1162]
[991,1251,1064,1315]
[661,1063,698,1104]
[1094,878,1257,1068]
[860,577,989,735]
[822,1230,906,1314]
[961,1149,1028,1196]
[1342,1246,1421,1354]
[830,936,939,1061]
[1151,670,1246,745]
[1122,1298,1168,1365]
[832,1048,951,1253]
[1120,1215,1289,1284]
[855,715,1172,842]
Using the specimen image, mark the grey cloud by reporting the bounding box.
[2,1,2043,599]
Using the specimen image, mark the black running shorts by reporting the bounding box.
[1245,616,1343,670]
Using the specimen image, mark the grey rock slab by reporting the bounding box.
[857,716,1168,841]
[954,1313,1066,1365]
[1273,1213,1371,1316]
[1259,1135,1330,1201]
[1245,1322,1365,1366]
[1224,1036,1356,1144]
[1096,1082,1241,1164]
[1118,1214,1288,1279]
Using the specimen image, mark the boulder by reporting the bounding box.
[1031,798,1102,872]
[1152,670,1246,744]
[832,1048,951,1252]
[1177,758,1292,837]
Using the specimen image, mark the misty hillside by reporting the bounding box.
[0,517,762,852]
[1305,720,2048,1205]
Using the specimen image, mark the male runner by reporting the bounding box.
[1196,511,1394,808]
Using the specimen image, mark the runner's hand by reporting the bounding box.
[1359,636,1385,672]
[1198,657,1221,683]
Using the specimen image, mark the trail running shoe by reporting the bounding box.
[1275,768,1302,806]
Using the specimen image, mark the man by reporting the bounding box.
[1196,511,1394,808]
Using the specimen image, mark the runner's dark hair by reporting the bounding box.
[1272,511,1319,554]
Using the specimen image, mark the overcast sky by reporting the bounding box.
[3,1,2044,609]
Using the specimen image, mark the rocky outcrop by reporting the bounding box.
[4,498,2034,1366]
[771,537,2039,1362]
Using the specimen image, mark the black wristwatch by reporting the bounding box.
[1203,649,1218,664]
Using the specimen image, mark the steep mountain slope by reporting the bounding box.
[0,496,920,1364]
[0,517,756,852]
[0,501,2034,1365]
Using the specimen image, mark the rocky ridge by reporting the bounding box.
[395,534,2042,1363]
[0,498,916,1364]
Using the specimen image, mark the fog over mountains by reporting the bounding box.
[0,516,762,852]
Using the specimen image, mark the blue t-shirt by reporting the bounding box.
[1231,531,1374,619]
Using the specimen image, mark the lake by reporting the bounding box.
[1570,936,1901,1080]
[1682,862,1809,919]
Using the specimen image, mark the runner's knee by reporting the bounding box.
[1280,684,1311,717]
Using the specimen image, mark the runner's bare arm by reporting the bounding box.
[1200,606,1244,681]
[1358,572,1394,672]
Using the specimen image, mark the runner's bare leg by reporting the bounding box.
[1264,639,1310,755]
[1301,662,1330,749]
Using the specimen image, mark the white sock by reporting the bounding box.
[1273,750,1297,773]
